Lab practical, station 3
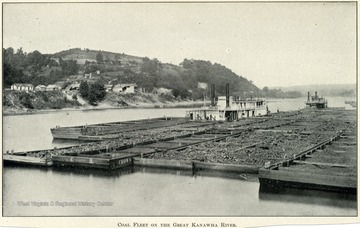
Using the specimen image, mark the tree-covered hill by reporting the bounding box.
[3,47,301,100]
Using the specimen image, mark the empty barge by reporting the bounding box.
[50,117,188,141]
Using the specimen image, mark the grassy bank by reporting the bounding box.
[3,90,209,116]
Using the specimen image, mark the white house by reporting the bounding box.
[153,87,173,95]
[11,83,34,91]
[65,83,80,91]
[46,84,61,91]
[113,83,138,94]
[35,85,47,91]
[104,84,113,92]
[198,82,208,89]
[84,73,92,79]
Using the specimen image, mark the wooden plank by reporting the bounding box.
[332,150,346,153]
[332,141,357,145]
[171,138,203,144]
[278,166,356,177]
[134,158,193,170]
[335,145,356,148]
[292,160,354,168]
[256,129,293,133]
[117,147,156,154]
[137,142,183,149]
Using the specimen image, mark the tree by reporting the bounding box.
[262,86,270,95]
[114,53,121,62]
[59,58,79,76]
[141,57,159,74]
[79,81,89,98]
[79,81,106,105]
[88,82,106,103]
[3,62,26,87]
[96,52,103,63]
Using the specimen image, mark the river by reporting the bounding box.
[2,97,357,216]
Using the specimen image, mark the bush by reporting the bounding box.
[20,94,34,109]
[79,80,106,105]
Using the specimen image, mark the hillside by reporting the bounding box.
[53,48,143,65]
[4,47,264,100]
[3,47,306,114]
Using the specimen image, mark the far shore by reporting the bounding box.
[3,100,211,116]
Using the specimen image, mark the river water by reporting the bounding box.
[2,97,357,216]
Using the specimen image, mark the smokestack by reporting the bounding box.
[226,83,230,107]
[308,92,310,101]
[315,91,318,99]
[211,84,215,106]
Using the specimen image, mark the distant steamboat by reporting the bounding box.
[305,91,327,109]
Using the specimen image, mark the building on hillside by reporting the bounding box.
[84,73,92,79]
[96,70,100,75]
[11,83,34,91]
[46,84,61,91]
[153,87,173,95]
[198,82,208,89]
[113,83,138,94]
[55,81,67,89]
[65,83,80,91]
[104,84,114,92]
[35,85,47,91]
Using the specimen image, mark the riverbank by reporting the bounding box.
[3,89,213,116]
[3,99,210,116]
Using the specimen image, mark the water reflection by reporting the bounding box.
[52,166,136,178]
[49,164,261,182]
[52,165,259,181]
[3,165,357,216]
[259,187,357,210]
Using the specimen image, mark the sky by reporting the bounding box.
[3,2,357,88]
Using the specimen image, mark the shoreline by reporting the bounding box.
[3,101,211,116]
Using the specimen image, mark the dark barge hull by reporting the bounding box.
[258,169,357,194]
[52,155,134,170]
[134,158,260,173]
